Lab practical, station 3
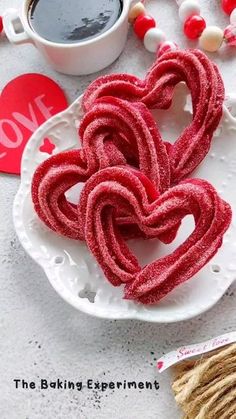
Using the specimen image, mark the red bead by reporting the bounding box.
[134,14,156,40]
[0,17,3,34]
[157,41,178,58]
[224,24,236,46]
[222,0,236,15]
[184,15,206,40]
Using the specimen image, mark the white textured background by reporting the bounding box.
[1,1,236,418]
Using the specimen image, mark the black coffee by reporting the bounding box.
[28,0,123,44]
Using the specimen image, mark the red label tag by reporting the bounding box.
[0,74,68,175]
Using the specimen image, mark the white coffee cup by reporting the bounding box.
[3,0,131,76]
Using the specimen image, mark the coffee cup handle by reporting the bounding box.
[3,9,32,45]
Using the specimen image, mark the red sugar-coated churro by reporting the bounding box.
[83,49,224,184]
[30,49,230,305]
[81,166,231,302]
[31,98,170,240]
[79,97,170,193]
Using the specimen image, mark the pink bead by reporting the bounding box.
[157,41,178,57]
[133,14,156,40]
[222,0,236,15]
[184,15,206,39]
[224,24,236,46]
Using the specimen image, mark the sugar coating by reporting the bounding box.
[83,49,224,184]
[31,97,170,240]
[80,167,231,302]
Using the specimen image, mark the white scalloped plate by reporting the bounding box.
[13,86,236,322]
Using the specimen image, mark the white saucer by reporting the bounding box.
[13,86,236,322]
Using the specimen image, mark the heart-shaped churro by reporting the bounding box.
[31,98,170,240]
[80,166,231,302]
[83,49,224,184]
[31,49,230,306]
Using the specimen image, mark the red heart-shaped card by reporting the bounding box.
[0,74,68,175]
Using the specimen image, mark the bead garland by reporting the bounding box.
[177,0,236,52]
[129,0,236,54]
[129,1,179,57]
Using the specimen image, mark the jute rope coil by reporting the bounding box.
[172,343,236,419]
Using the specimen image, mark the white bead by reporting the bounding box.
[176,0,186,5]
[199,26,224,52]
[230,9,236,25]
[128,2,145,23]
[144,28,166,53]
[179,0,200,22]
